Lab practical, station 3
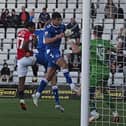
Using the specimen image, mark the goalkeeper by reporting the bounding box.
[71,25,119,123]
[89,25,120,123]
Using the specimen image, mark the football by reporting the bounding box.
[65,29,73,37]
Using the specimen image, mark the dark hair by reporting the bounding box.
[25,22,35,28]
[93,25,103,37]
[52,12,62,19]
[12,9,15,12]
[37,21,45,29]
[42,7,47,11]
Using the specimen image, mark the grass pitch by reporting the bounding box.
[0,99,80,126]
[0,98,126,126]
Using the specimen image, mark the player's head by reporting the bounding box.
[37,21,45,29]
[93,25,103,38]
[51,12,62,26]
[25,22,35,33]
[42,7,47,12]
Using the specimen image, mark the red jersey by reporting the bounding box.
[16,28,34,60]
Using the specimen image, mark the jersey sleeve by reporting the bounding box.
[34,30,39,36]
[44,26,52,39]
[24,32,30,42]
[61,24,66,32]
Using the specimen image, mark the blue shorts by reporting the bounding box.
[35,52,47,70]
[45,48,61,68]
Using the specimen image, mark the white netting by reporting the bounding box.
[89,0,126,125]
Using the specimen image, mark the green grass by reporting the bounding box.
[0,99,80,126]
[90,100,126,126]
[0,99,126,126]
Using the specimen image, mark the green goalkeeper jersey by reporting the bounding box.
[90,39,113,86]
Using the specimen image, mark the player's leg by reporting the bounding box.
[56,57,79,94]
[32,52,64,110]
[17,58,28,110]
[32,63,39,82]
[32,67,56,107]
[102,75,120,122]
[89,73,101,122]
[51,73,64,112]
[18,76,27,110]
[89,85,100,122]
[45,48,79,94]
[17,56,35,110]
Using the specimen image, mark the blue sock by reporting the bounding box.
[52,86,60,105]
[37,79,47,93]
[63,69,72,84]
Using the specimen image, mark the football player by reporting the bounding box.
[32,21,64,112]
[32,12,80,107]
[16,22,36,110]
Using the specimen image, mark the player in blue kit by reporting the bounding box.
[32,21,64,112]
[32,12,80,107]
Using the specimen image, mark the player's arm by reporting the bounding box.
[22,41,32,57]
[33,35,38,48]
[45,33,64,44]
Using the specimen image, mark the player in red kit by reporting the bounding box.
[16,22,36,110]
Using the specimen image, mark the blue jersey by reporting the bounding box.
[34,29,47,68]
[44,23,65,49]
[34,29,45,52]
[44,23,65,68]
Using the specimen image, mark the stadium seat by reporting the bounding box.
[48,4,56,12]
[65,13,74,20]
[6,28,15,39]
[98,0,107,4]
[55,6,64,12]
[92,0,98,3]
[93,18,103,26]
[103,19,114,35]
[48,0,56,4]
[27,4,35,9]
[70,71,78,83]
[115,19,124,30]
[68,0,76,3]
[27,0,36,9]
[0,50,8,61]
[108,72,124,86]
[68,3,76,9]
[13,71,18,83]
[103,28,111,35]
[3,43,11,51]
[97,3,105,14]
[7,3,15,9]
[112,29,119,41]
[7,0,16,8]
[102,33,111,40]
[17,0,26,9]
[0,0,6,9]
[9,52,16,60]
[0,28,5,39]
[96,13,104,20]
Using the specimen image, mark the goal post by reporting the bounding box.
[83,0,126,126]
[81,0,91,126]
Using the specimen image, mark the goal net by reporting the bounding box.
[89,0,126,125]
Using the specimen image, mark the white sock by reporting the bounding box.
[36,92,40,98]
[20,99,25,103]
[70,83,75,90]
[52,85,58,90]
